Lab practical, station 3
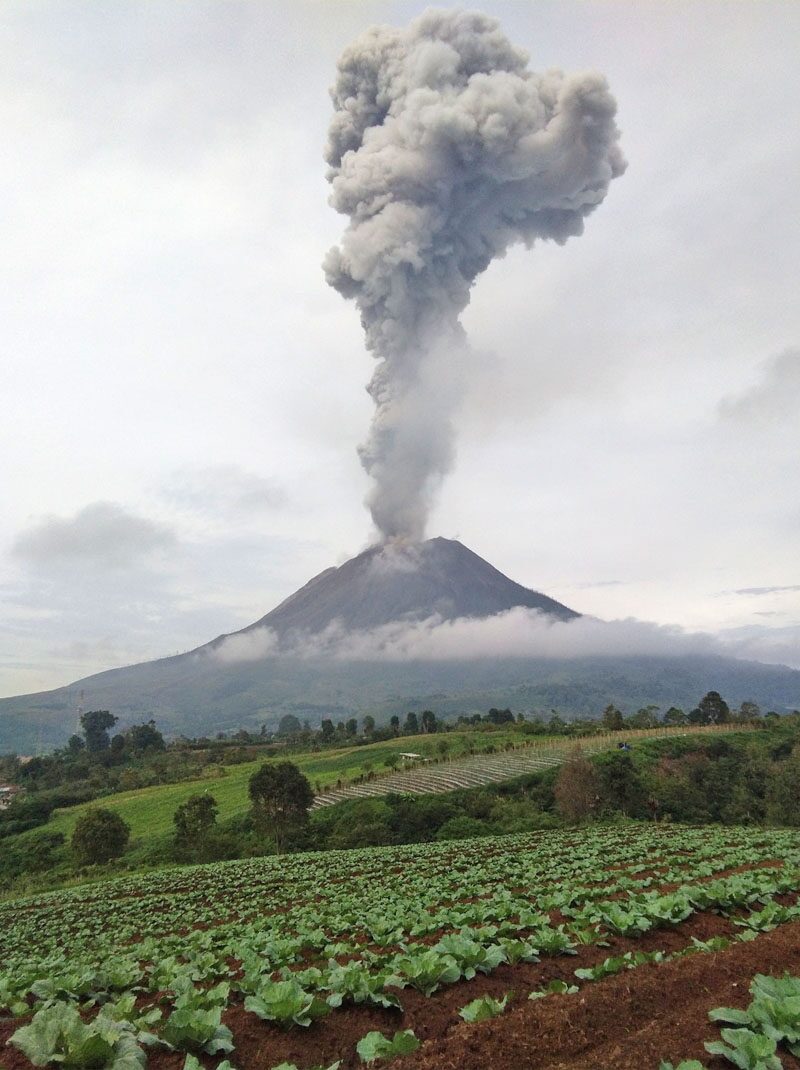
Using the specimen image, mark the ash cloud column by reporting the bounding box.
[325,8,626,542]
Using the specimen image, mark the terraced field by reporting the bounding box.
[310,725,741,808]
[3,822,800,1070]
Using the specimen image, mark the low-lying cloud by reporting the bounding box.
[207,608,800,671]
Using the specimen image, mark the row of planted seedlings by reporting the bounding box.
[5,849,800,1066]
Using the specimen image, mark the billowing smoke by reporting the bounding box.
[324,8,626,541]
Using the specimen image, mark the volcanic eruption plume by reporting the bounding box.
[324,8,626,542]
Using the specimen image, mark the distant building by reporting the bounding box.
[0,784,20,810]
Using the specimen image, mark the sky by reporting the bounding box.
[1,0,799,698]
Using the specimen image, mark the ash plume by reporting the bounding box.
[324,8,626,541]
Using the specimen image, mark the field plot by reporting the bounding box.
[3,825,800,1069]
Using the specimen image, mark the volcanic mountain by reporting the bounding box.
[235,537,578,639]
[0,537,798,752]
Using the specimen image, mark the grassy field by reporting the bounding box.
[40,727,543,846]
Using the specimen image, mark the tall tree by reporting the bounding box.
[554,746,600,823]
[602,705,625,732]
[248,762,313,854]
[420,710,437,733]
[663,706,687,726]
[80,710,118,753]
[126,720,165,753]
[277,714,302,738]
[689,691,731,725]
[173,793,218,852]
[404,711,419,735]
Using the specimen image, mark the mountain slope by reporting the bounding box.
[239,537,578,636]
[0,538,798,752]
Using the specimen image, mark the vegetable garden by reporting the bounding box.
[2,823,800,1069]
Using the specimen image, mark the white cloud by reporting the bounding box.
[208,609,800,671]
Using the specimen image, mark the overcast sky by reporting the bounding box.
[2,0,799,698]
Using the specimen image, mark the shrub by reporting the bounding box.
[71,808,130,865]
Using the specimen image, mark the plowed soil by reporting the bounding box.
[3,919,800,1070]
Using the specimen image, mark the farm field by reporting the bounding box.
[29,728,547,847]
[20,724,742,858]
[3,823,800,1069]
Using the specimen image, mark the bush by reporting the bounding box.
[71,808,130,865]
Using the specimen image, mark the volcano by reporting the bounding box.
[236,537,578,640]
[0,538,798,753]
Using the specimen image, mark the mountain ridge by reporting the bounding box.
[0,537,798,752]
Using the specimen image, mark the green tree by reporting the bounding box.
[126,720,165,753]
[389,715,400,735]
[345,717,358,737]
[629,705,660,729]
[319,719,335,743]
[738,700,761,722]
[80,710,118,752]
[601,705,625,731]
[689,691,731,725]
[420,710,438,733]
[248,762,314,854]
[174,793,218,852]
[487,707,513,725]
[277,714,302,738]
[362,715,376,736]
[766,753,800,826]
[596,752,647,817]
[404,711,419,735]
[663,706,687,726]
[66,735,85,754]
[71,808,130,865]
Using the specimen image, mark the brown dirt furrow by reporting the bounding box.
[394,920,800,1070]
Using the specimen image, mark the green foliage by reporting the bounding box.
[659,1062,707,1070]
[458,993,509,1021]
[10,1001,146,1069]
[80,710,118,753]
[173,793,219,858]
[243,979,329,1028]
[71,809,130,866]
[356,1029,419,1063]
[388,949,461,995]
[529,980,578,999]
[248,762,314,853]
[161,979,234,1055]
[704,1028,781,1069]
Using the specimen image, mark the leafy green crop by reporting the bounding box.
[459,994,510,1022]
[387,949,461,995]
[356,1029,420,1063]
[705,1027,781,1069]
[529,980,578,999]
[244,979,329,1028]
[10,1001,146,1069]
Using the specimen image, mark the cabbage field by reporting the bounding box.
[3,824,800,1070]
